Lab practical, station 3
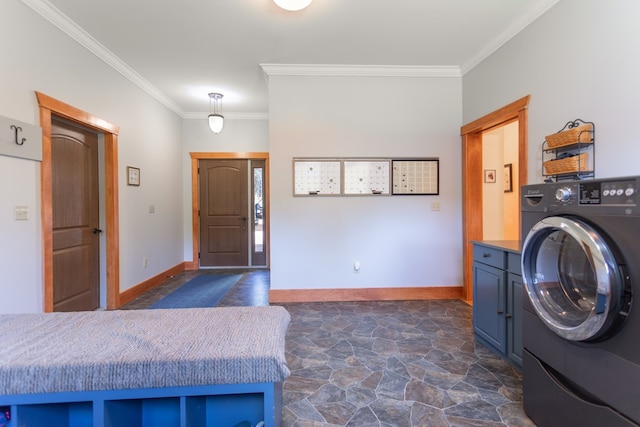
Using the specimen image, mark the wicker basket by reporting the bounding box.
[545,124,593,149]
[543,152,589,175]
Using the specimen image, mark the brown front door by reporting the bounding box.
[199,159,249,266]
[51,118,100,311]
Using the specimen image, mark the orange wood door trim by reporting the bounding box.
[36,92,121,311]
[188,152,270,270]
[460,95,530,303]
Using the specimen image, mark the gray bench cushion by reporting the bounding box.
[0,306,290,395]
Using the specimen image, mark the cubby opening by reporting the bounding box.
[185,393,264,427]
[15,401,92,427]
[104,397,180,427]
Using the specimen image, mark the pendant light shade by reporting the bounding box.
[274,0,312,11]
[208,93,224,134]
[208,113,224,134]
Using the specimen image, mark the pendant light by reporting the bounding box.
[274,0,312,11]
[208,93,224,134]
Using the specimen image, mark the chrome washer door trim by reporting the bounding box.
[521,216,622,341]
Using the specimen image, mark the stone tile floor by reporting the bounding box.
[122,270,535,427]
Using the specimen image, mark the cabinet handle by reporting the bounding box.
[483,253,491,258]
[497,310,504,315]
[505,313,513,319]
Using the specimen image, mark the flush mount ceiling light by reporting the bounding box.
[208,93,224,134]
[273,0,312,11]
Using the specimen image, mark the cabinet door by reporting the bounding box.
[507,272,523,367]
[473,261,506,353]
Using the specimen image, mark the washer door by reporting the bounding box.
[521,215,627,341]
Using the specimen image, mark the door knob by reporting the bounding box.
[92,228,103,234]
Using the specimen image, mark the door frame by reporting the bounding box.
[188,152,269,270]
[460,95,530,303]
[36,92,121,311]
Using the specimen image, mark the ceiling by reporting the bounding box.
[25,0,558,117]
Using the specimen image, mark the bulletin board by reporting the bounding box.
[293,159,341,195]
[293,157,439,196]
[392,159,439,195]
[343,160,390,195]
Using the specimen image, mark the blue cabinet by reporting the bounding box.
[507,270,523,366]
[472,242,522,368]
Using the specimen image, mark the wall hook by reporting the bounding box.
[10,124,26,145]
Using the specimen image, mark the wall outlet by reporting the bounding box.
[354,260,361,272]
[143,258,148,268]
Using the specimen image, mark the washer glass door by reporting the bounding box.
[521,216,624,341]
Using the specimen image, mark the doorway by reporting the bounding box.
[189,152,269,270]
[37,92,121,311]
[482,121,520,241]
[460,95,529,303]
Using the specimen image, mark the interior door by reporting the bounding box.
[199,159,249,266]
[51,118,100,311]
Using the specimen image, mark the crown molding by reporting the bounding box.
[260,64,461,78]
[461,0,561,75]
[20,0,186,117]
[183,112,269,121]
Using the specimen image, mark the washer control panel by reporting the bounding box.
[579,178,637,205]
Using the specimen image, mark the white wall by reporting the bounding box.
[181,117,269,261]
[463,0,640,182]
[0,0,184,312]
[267,75,463,290]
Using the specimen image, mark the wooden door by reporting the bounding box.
[199,159,249,266]
[51,118,100,311]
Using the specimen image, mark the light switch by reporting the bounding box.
[148,205,155,213]
[431,202,441,211]
[15,206,29,220]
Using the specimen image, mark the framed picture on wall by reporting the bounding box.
[484,169,496,183]
[127,166,140,186]
[504,163,513,192]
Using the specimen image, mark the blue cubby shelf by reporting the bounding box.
[1,382,282,427]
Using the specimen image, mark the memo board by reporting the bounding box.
[293,159,341,195]
[392,159,439,195]
[343,160,390,195]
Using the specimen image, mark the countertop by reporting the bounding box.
[471,240,522,254]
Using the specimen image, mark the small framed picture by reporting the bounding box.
[484,169,496,183]
[127,166,140,186]
[504,163,513,193]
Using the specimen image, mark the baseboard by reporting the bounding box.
[269,286,463,303]
[184,260,199,270]
[118,262,186,307]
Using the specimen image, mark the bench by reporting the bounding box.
[0,306,291,427]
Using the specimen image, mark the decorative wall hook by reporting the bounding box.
[10,125,26,145]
